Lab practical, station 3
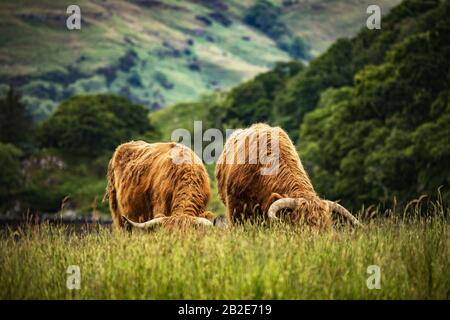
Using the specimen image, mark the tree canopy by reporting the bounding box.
[299,1,450,208]
[39,94,153,157]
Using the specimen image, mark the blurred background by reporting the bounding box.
[0,0,448,219]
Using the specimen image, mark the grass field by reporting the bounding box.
[0,199,448,300]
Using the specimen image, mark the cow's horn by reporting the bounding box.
[325,201,363,227]
[122,215,165,229]
[268,198,304,220]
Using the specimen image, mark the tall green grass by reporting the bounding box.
[0,200,448,299]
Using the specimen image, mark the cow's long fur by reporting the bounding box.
[215,123,332,229]
[105,141,212,229]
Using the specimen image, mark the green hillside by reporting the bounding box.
[0,0,399,120]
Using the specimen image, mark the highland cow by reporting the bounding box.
[105,141,213,230]
[215,123,362,229]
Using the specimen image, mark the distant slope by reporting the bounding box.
[0,0,399,119]
[278,0,402,55]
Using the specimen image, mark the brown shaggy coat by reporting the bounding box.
[106,141,212,228]
[215,123,332,229]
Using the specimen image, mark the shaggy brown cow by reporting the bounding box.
[215,123,362,229]
[105,141,213,230]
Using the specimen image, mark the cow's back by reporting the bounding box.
[107,141,210,226]
[216,123,316,222]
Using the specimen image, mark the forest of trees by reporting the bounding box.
[197,0,450,209]
[0,0,448,215]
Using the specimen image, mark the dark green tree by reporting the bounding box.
[244,1,311,60]
[244,0,286,39]
[299,2,450,208]
[222,61,304,128]
[0,85,33,146]
[288,37,312,60]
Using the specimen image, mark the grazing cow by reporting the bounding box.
[215,123,362,229]
[105,141,213,230]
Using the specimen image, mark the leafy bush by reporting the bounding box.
[39,94,153,157]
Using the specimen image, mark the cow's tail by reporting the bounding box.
[104,159,119,222]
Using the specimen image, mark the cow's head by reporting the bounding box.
[267,197,363,228]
